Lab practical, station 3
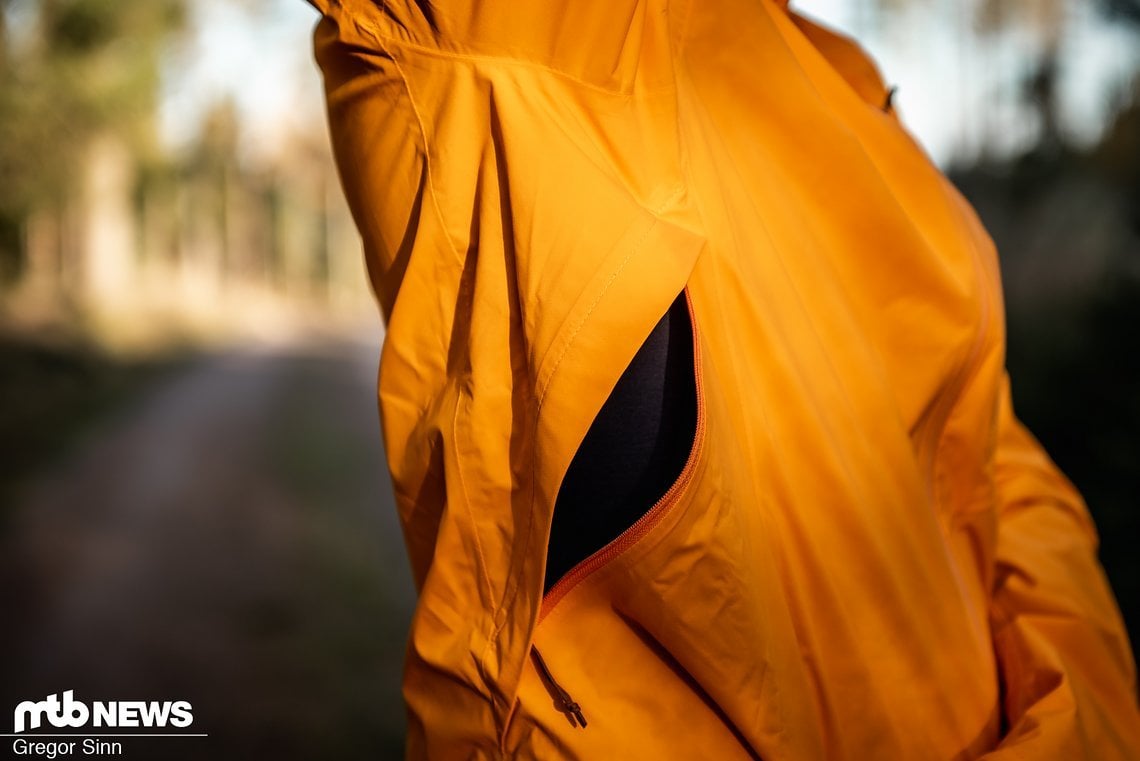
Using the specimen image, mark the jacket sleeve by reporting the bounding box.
[982,370,1140,758]
[310,3,430,325]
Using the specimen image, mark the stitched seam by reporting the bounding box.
[357,13,464,267]
[494,188,685,740]
[374,18,496,608]
[535,186,684,409]
[450,386,497,605]
[351,11,634,98]
[498,219,651,719]
[535,237,638,408]
[368,6,498,685]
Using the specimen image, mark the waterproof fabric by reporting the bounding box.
[306,0,1140,758]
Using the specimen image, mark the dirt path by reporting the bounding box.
[1,332,414,760]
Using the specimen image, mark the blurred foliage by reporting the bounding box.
[1102,0,1140,24]
[973,0,1140,154]
[975,0,1065,39]
[1096,79,1140,233]
[0,0,185,281]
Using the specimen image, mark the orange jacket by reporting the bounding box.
[307,0,1140,757]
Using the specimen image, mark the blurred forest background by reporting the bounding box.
[0,0,1137,758]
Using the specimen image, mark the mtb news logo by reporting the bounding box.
[13,690,193,733]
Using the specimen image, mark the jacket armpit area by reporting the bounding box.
[307,0,1140,758]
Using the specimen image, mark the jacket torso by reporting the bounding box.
[309,0,1140,757]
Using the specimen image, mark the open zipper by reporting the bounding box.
[526,285,708,729]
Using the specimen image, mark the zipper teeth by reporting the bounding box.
[538,286,707,625]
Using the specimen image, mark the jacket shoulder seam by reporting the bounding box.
[351,13,634,97]
[353,20,466,268]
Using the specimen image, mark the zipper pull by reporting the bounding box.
[530,645,588,728]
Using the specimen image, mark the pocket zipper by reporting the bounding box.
[538,286,707,625]
[524,287,707,731]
